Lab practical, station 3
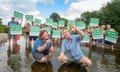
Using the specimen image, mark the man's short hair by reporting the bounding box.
[11,17,15,19]
[39,30,47,38]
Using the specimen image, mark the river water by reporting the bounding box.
[0,36,120,72]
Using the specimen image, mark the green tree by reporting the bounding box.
[60,18,67,27]
[101,0,120,34]
[50,13,60,22]
[81,0,120,35]
[0,18,2,25]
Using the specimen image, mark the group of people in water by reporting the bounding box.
[7,17,117,70]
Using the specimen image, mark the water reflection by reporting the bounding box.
[7,43,20,55]
[115,49,120,65]
[7,43,22,72]
[7,42,20,58]
[52,38,62,48]
[58,63,87,72]
[0,36,120,72]
[25,41,31,59]
[31,61,53,72]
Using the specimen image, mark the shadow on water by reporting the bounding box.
[115,49,120,65]
[31,61,53,72]
[58,62,87,72]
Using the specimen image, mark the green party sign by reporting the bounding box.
[14,11,23,20]
[76,21,86,29]
[67,20,75,25]
[30,26,40,36]
[25,15,33,22]
[52,30,61,38]
[46,18,53,26]
[35,18,41,24]
[81,34,90,43]
[89,18,100,27]
[45,27,51,34]
[92,29,103,39]
[52,22,58,28]
[67,25,71,32]
[105,30,118,44]
[10,24,22,35]
[58,20,65,27]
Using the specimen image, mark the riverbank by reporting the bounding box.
[0,33,8,44]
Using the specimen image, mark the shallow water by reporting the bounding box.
[0,36,120,72]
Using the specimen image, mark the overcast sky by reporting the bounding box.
[0,0,111,25]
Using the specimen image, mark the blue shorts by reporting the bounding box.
[8,32,16,39]
[26,32,29,35]
[32,51,49,61]
[105,40,114,45]
[96,39,104,43]
[66,54,84,63]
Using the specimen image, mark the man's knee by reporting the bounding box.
[57,55,68,63]
[80,56,92,67]
[49,47,54,55]
[38,57,47,63]
[57,56,62,62]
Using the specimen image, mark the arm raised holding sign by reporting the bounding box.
[70,24,85,38]
[7,17,19,45]
[58,24,91,67]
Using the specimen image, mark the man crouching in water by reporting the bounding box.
[32,30,54,63]
[58,24,92,67]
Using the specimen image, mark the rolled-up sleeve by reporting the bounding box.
[74,35,81,41]
[34,41,42,50]
[61,40,65,53]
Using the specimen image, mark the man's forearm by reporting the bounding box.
[76,28,84,38]
[37,43,48,52]
[70,24,84,37]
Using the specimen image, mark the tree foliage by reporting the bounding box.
[0,18,2,25]
[81,0,120,35]
[50,12,60,22]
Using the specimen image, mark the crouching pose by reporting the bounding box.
[32,30,54,63]
[58,24,92,67]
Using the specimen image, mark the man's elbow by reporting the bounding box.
[81,33,85,38]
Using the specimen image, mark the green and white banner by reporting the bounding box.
[10,24,22,35]
[52,22,58,28]
[14,11,23,20]
[52,30,61,38]
[105,30,118,44]
[25,15,34,22]
[67,25,71,32]
[75,21,86,30]
[67,20,75,25]
[81,34,90,43]
[89,18,100,27]
[30,26,40,36]
[58,20,65,27]
[45,27,51,34]
[92,29,103,39]
[46,18,53,26]
[34,18,41,25]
